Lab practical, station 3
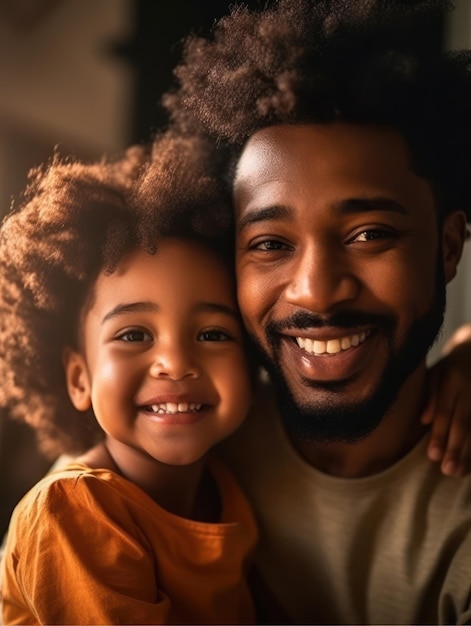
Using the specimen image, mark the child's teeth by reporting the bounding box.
[148,402,203,414]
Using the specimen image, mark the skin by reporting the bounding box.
[64,240,252,519]
[423,324,471,474]
[234,123,466,478]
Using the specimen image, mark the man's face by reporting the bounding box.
[234,123,463,442]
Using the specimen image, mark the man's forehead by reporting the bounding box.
[232,122,436,224]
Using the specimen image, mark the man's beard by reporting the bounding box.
[250,264,447,444]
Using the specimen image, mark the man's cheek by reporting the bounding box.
[237,293,265,340]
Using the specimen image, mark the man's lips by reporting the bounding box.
[294,330,370,355]
[279,327,376,381]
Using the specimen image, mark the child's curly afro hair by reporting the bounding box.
[0,132,233,458]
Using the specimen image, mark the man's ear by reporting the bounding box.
[63,347,92,411]
[442,210,468,284]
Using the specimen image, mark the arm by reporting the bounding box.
[423,324,471,477]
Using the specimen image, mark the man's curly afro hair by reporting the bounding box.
[164,0,471,221]
[0,132,233,459]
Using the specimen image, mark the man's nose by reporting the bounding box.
[285,243,360,313]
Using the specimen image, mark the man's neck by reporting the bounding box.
[287,365,429,478]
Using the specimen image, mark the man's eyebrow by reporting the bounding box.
[237,197,408,233]
[334,197,409,216]
[102,301,159,324]
[237,205,292,233]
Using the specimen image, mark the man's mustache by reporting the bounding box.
[265,310,395,334]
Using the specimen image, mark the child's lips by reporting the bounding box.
[137,392,212,416]
[141,401,205,415]
[139,400,211,426]
[139,390,207,404]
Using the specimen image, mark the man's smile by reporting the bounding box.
[295,330,370,355]
[278,327,378,383]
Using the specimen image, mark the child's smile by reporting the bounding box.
[137,390,211,425]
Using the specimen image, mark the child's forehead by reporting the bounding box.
[90,239,236,309]
[112,239,229,276]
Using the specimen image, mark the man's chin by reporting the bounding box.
[273,378,390,443]
[254,345,395,442]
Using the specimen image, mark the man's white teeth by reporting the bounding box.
[296,332,368,355]
[148,402,203,414]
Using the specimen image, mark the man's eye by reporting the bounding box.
[198,329,232,342]
[251,239,290,251]
[116,329,152,342]
[352,229,394,242]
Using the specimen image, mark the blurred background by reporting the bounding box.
[0,0,470,539]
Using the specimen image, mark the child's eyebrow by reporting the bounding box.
[101,301,239,324]
[102,301,159,324]
[192,302,240,319]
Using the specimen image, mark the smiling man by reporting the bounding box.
[234,123,452,455]
[164,0,471,623]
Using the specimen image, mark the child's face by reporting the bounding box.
[65,239,252,466]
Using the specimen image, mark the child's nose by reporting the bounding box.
[149,343,200,381]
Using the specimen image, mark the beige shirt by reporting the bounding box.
[220,385,471,624]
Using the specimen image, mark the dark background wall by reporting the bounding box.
[127,1,258,143]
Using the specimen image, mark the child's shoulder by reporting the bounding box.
[11,462,145,530]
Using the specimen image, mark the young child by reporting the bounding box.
[0,134,257,625]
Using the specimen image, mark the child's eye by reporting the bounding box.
[198,329,232,342]
[116,329,152,342]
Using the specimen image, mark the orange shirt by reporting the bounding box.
[1,458,257,625]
